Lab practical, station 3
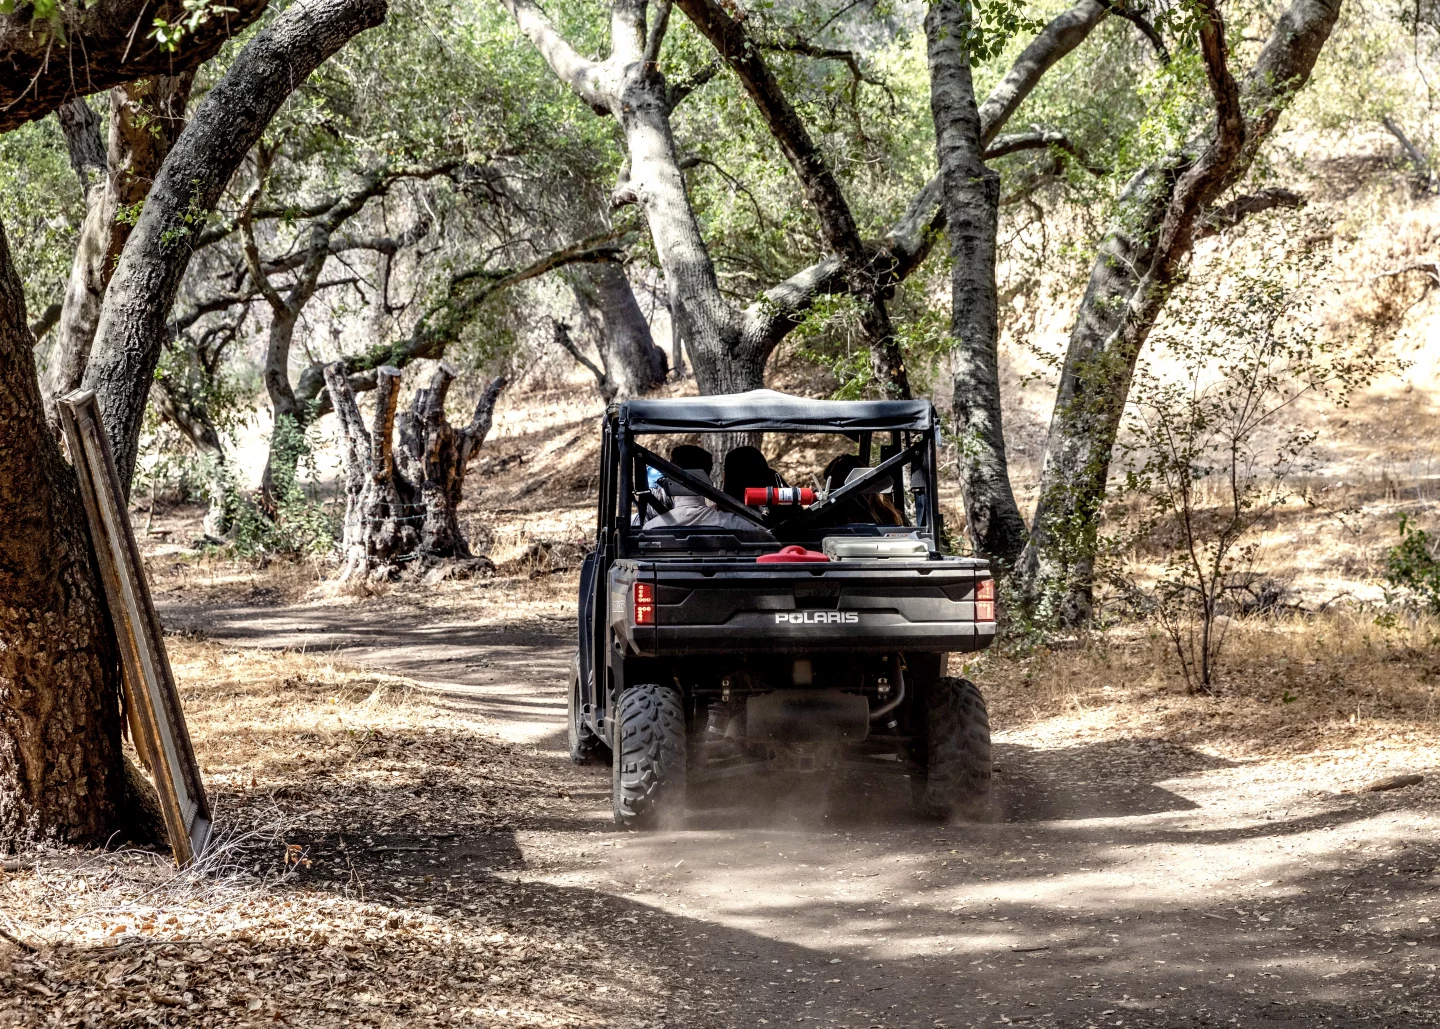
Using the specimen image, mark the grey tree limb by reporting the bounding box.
[1099,0,1170,65]
[1381,114,1439,193]
[927,0,1029,568]
[1194,187,1305,238]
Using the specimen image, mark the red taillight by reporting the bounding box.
[975,579,995,622]
[634,582,655,625]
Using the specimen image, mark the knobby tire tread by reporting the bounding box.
[913,676,992,821]
[612,684,687,827]
[568,657,606,766]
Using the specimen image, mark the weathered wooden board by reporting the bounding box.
[59,389,212,867]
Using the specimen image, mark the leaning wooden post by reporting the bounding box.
[58,390,212,867]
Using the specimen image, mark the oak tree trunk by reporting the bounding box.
[259,310,308,512]
[395,366,507,564]
[0,217,126,848]
[926,0,1030,568]
[1016,0,1344,622]
[569,260,666,398]
[324,365,420,582]
[44,74,194,430]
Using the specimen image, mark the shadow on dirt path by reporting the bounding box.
[161,599,1440,1028]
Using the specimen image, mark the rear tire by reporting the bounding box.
[911,676,991,821]
[568,657,606,766]
[612,683,687,828]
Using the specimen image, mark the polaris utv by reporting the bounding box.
[570,389,997,826]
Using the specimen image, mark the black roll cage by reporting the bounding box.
[595,398,947,557]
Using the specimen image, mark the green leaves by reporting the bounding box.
[1383,515,1440,613]
[149,0,240,54]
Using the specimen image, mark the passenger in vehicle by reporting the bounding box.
[819,453,904,526]
[669,444,714,478]
[643,446,756,530]
[844,467,904,525]
[722,445,782,501]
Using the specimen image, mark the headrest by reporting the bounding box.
[844,467,893,494]
[659,470,711,497]
[670,444,714,474]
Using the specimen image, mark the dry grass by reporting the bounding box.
[0,638,663,1028]
[974,608,1440,795]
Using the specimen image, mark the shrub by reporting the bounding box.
[1384,515,1440,612]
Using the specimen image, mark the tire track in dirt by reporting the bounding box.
[160,600,1440,1028]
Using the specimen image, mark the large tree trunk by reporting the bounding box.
[82,0,389,495]
[0,217,126,848]
[615,77,757,395]
[395,366,506,563]
[569,260,666,398]
[324,364,420,581]
[1015,167,1172,619]
[45,75,195,431]
[926,0,1029,568]
[1016,0,1344,621]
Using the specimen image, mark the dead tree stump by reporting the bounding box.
[396,364,507,574]
[323,363,420,581]
[324,361,505,581]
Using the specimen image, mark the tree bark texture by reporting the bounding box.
[568,260,667,398]
[324,364,418,582]
[0,217,125,848]
[395,366,506,563]
[926,0,1029,568]
[45,75,195,431]
[0,0,267,133]
[1017,0,1344,621]
[82,0,388,495]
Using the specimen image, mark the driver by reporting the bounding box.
[643,446,757,531]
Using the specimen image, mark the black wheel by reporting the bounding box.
[568,657,606,766]
[612,683,687,828]
[911,676,992,821]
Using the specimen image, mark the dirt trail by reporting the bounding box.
[160,599,1440,1029]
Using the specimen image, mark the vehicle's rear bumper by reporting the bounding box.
[630,615,996,655]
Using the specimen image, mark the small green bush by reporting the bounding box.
[228,417,338,561]
[1384,515,1440,612]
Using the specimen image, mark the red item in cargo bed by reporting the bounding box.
[756,546,829,563]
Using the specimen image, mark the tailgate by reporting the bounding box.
[612,558,996,656]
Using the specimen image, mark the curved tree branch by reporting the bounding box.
[1194,186,1305,239]
[1099,0,1170,65]
[0,0,269,132]
[984,128,1109,174]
